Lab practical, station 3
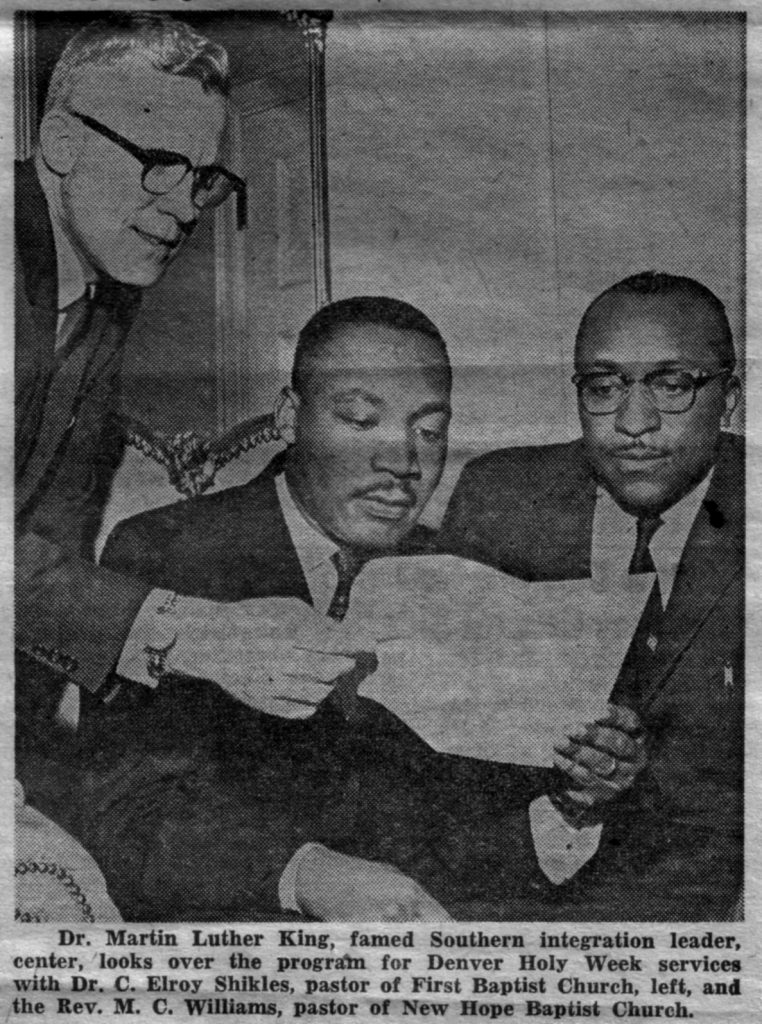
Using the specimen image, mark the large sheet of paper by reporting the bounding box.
[349,554,653,766]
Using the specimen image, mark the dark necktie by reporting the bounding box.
[628,515,665,699]
[629,515,663,574]
[327,548,365,622]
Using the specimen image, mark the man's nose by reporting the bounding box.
[371,429,421,478]
[614,382,662,438]
[155,176,198,230]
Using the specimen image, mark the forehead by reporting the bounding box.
[306,323,451,395]
[577,295,725,370]
[71,56,227,156]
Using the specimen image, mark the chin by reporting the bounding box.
[351,522,411,552]
[612,481,674,517]
[106,262,169,288]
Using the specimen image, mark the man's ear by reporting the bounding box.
[38,111,83,176]
[722,374,741,428]
[274,386,300,445]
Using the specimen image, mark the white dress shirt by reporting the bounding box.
[275,472,342,614]
[530,467,714,883]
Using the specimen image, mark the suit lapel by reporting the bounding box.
[226,457,313,605]
[639,437,743,708]
[16,291,140,525]
[15,161,59,485]
[15,161,143,524]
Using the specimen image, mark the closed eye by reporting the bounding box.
[336,412,377,430]
[416,426,446,442]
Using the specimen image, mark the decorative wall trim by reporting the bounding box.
[119,412,280,499]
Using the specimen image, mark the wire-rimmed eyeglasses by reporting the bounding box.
[572,368,732,415]
[69,110,247,229]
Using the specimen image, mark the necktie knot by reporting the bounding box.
[629,515,663,575]
[327,548,365,622]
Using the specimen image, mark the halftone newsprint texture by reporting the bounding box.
[4,3,761,1024]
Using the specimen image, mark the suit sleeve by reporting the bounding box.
[100,513,170,586]
[438,461,491,561]
[16,529,150,695]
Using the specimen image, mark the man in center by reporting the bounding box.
[99,296,524,919]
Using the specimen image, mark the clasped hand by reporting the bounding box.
[553,703,647,809]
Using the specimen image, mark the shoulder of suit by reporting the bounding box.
[399,522,439,554]
[456,439,586,490]
[105,472,276,553]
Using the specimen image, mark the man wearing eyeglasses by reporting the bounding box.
[440,271,743,920]
[16,14,363,846]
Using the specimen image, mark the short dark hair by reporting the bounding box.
[575,270,736,370]
[292,296,451,393]
[45,12,230,114]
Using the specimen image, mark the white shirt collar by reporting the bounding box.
[275,470,341,615]
[592,468,714,606]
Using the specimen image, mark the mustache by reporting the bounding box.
[352,481,418,506]
[612,443,671,457]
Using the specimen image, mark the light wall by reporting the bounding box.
[325,11,744,521]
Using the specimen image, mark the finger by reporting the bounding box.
[576,726,638,760]
[274,675,345,704]
[597,703,643,735]
[554,751,595,785]
[286,652,357,682]
[563,745,616,777]
[553,743,578,763]
[256,699,319,720]
[241,674,334,708]
[563,788,596,809]
[297,619,378,655]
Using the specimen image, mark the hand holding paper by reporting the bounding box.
[161,595,378,719]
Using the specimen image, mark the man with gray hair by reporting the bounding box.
[16,13,361,844]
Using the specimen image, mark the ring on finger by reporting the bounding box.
[593,755,618,779]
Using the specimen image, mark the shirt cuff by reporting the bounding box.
[278,843,329,913]
[529,795,603,884]
[116,588,178,686]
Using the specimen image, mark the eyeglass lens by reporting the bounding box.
[143,163,232,208]
[579,371,701,414]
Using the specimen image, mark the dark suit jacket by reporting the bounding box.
[15,161,149,816]
[98,455,548,920]
[440,434,744,920]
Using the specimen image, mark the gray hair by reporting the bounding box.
[44,12,230,114]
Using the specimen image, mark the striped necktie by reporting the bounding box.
[326,548,365,622]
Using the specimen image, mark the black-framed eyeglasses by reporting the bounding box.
[69,110,247,229]
[571,368,732,415]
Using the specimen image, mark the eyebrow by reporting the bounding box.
[411,401,452,420]
[580,359,692,372]
[329,389,384,407]
[328,390,451,419]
